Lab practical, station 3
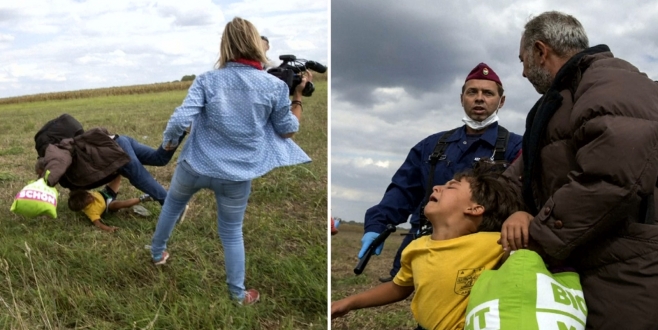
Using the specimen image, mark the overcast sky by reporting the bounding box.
[0,0,327,98]
[331,0,658,223]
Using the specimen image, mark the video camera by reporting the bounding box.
[267,55,327,97]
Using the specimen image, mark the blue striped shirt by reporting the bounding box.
[162,62,311,181]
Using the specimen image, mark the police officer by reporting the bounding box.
[359,63,523,282]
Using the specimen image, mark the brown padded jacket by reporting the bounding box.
[39,128,130,190]
[504,45,658,329]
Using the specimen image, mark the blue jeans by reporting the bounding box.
[115,135,178,205]
[150,160,252,299]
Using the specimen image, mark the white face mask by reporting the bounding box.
[461,98,501,131]
[462,113,499,130]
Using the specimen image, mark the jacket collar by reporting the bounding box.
[225,62,262,70]
[232,58,263,70]
[445,122,500,147]
[550,44,610,93]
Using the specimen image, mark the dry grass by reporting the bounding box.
[0,80,327,329]
[0,81,194,105]
[330,222,416,329]
[0,72,327,106]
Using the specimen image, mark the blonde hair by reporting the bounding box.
[215,17,268,69]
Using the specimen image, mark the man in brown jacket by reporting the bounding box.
[38,127,129,190]
[498,11,658,329]
[37,127,184,205]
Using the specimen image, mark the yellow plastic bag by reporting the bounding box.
[465,250,587,330]
[10,171,58,218]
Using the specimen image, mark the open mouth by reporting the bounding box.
[429,195,438,203]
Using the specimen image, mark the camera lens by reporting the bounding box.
[305,61,327,73]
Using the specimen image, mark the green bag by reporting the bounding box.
[10,171,59,218]
[464,250,587,330]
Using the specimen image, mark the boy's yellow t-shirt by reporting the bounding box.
[393,232,504,330]
[81,191,107,222]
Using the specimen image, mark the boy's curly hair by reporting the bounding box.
[68,190,92,211]
[454,160,523,232]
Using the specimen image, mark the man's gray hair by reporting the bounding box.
[522,11,589,58]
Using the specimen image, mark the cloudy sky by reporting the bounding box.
[331,0,658,224]
[0,0,327,98]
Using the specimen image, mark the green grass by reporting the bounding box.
[331,223,416,330]
[0,81,327,330]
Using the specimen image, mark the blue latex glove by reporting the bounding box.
[358,231,384,259]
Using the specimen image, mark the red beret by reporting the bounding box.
[465,63,502,87]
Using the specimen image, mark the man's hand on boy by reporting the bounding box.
[498,211,534,251]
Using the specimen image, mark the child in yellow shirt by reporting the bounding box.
[68,176,153,232]
[331,162,522,330]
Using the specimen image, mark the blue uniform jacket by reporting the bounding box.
[364,122,523,234]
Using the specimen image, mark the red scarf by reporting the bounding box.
[233,58,263,70]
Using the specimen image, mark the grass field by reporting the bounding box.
[330,223,415,329]
[0,80,327,329]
